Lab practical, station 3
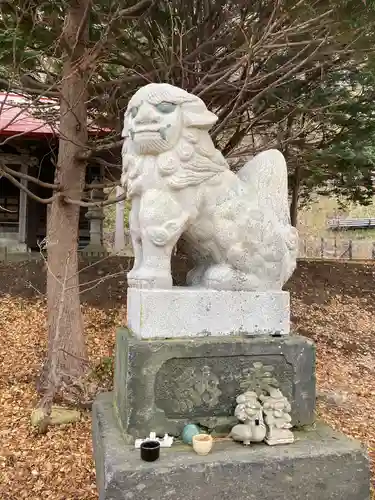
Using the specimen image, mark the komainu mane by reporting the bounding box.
[121,83,298,290]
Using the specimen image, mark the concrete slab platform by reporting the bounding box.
[92,393,371,500]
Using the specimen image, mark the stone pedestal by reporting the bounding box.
[114,329,315,439]
[127,288,290,338]
[92,292,371,500]
[93,393,371,500]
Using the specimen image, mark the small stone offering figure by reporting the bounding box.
[260,388,294,445]
[230,391,266,445]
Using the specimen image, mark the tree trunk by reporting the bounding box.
[290,164,301,227]
[39,0,90,394]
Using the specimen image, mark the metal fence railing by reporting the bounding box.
[299,237,375,260]
[327,217,375,230]
[2,236,375,263]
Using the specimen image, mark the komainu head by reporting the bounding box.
[122,83,218,155]
[122,83,228,191]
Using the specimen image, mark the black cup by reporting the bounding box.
[140,440,161,462]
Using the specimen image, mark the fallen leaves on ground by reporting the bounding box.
[294,295,375,474]
[0,296,123,500]
[0,259,374,498]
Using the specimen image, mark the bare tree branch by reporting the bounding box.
[1,164,60,190]
[63,190,126,207]
[77,139,122,160]
[0,165,59,204]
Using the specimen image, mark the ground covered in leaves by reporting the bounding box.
[0,258,374,498]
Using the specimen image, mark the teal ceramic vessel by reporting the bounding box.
[181,424,201,445]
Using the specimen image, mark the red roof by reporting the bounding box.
[0,93,108,138]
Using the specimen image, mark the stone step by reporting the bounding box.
[92,393,371,500]
[0,241,28,252]
[0,233,18,240]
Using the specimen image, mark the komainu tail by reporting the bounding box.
[237,149,290,227]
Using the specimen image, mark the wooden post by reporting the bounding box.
[348,240,353,260]
[114,185,126,252]
[334,236,337,258]
[320,237,324,259]
[18,163,27,245]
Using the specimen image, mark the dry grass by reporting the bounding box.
[0,260,374,498]
[298,196,375,240]
[298,197,375,260]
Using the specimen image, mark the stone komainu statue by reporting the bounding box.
[121,83,298,290]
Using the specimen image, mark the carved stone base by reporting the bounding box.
[80,243,108,257]
[113,329,315,440]
[265,429,295,446]
[127,287,290,338]
[92,393,371,500]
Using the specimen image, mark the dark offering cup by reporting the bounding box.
[140,441,161,462]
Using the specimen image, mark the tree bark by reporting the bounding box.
[39,0,90,393]
[290,163,301,227]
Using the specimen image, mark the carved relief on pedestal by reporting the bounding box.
[238,362,280,396]
[154,356,293,420]
[168,365,222,414]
